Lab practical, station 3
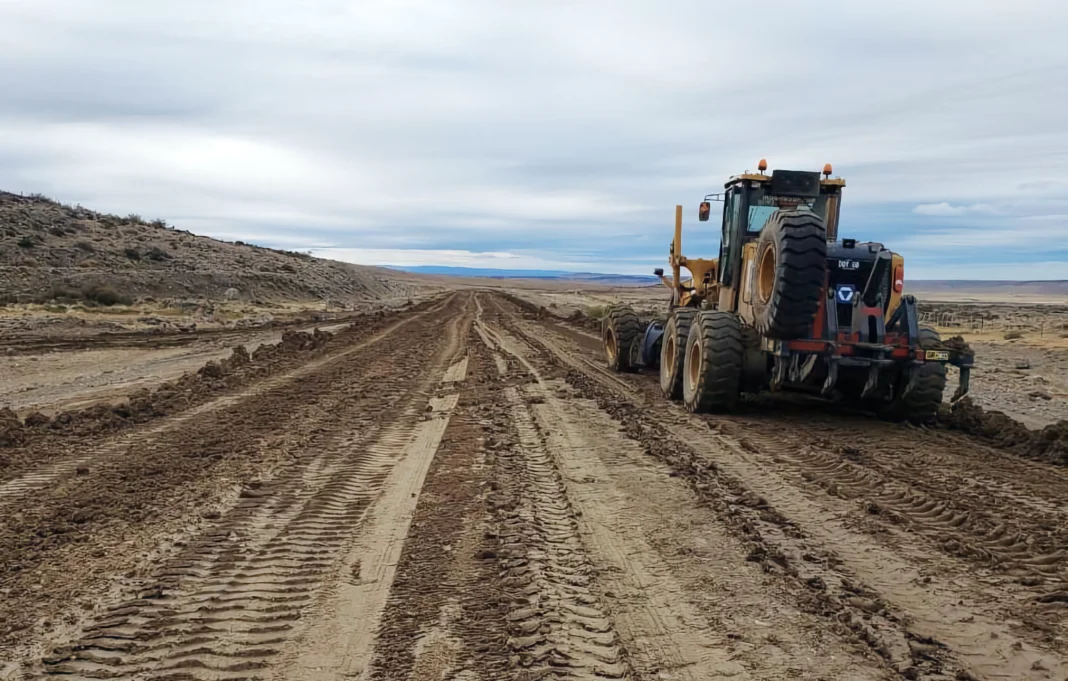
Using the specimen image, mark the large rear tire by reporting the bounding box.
[682,311,744,413]
[752,210,827,340]
[603,304,642,372]
[659,308,696,400]
[880,326,947,423]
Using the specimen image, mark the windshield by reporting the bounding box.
[746,187,827,233]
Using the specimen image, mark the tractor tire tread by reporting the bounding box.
[753,210,828,340]
[603,304,642,372]
[684,311,744,413]
[881,326,947,423]
[660,308,696,399]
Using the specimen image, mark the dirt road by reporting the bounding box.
[2,291,1066,680]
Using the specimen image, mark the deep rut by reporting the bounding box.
[474,315,629,680]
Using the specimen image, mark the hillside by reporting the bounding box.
[0,191,431,307]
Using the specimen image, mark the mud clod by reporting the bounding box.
[1,330,337,472]
[943,398,1068,466]
[0,408,26,447]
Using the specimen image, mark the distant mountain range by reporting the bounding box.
[390,266,1068,298]
[392,265,659,285]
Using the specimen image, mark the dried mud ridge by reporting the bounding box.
[943,398,1068,466]
[0,314,352,356]
[0,304,438,470]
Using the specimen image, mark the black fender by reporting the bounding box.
[641,321,665,368]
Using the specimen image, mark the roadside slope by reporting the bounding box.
[0,191,434,306]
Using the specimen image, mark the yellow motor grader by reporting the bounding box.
[601,161,973,422]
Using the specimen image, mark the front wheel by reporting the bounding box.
[602,304,642,372]
[659,308,696,400]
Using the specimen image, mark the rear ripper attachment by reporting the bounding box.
[772,242,974,421]
[600,160,975,423]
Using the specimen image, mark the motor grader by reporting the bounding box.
[601,161,974,422]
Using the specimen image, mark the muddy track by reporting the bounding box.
[38,304,471,680]
[2,294,467,676]
[0,296,451,493]
[4,289,1067,681]
[499,296,1068,679]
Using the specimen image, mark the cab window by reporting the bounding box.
[744,187,828,235]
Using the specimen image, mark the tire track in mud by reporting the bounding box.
[767,439,1066,573]
[546,310,1068,539]
[556,307,1068,582]
[492,294,1068,680]
[341,331,510,681]
[691,401,1068,641]
[16,297,471,680]
[472,322,630,680]
[270,315,473,681]
[0,296,455,508]
[495,383,629,679]
[582,308,1068,645]
[484,317,890,680]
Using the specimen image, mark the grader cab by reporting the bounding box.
[601,161,974,422]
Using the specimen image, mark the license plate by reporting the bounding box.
[925,350,950,361]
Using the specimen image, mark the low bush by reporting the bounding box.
[82,284,133,307]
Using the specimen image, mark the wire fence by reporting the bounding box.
[919,310,1067,337]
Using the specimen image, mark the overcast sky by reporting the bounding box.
[1,1,1067,279]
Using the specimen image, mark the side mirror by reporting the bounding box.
[654,268,664,277]
[698,201,711,222]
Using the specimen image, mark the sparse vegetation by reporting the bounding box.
[82,284,133,307]
[145,246,171,261]
[584,304,608,319]
[0,189,419,307]
[1004,330,1024,340]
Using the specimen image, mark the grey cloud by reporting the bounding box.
[0,0,1066,276]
